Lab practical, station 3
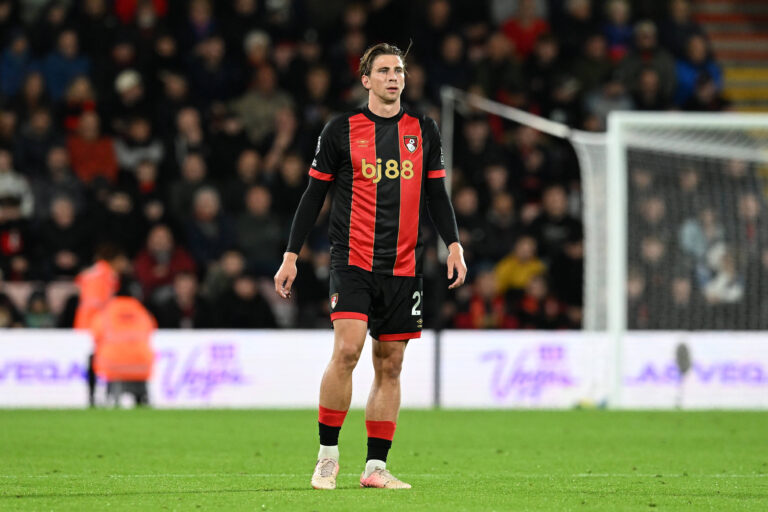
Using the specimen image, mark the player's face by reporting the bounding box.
[364,54,405,104]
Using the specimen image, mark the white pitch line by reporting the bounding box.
[0,473,765,480]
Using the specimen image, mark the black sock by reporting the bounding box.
[319,422,341,446]
[366,437,392,462]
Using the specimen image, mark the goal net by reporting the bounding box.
[441,88,768,332]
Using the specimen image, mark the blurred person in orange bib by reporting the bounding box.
[74,243,131,406]
[90,288,156,407]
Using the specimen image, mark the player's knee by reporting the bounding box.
[378,352,404,381]
[333,343,363,371]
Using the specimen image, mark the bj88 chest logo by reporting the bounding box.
[361,158,414,183]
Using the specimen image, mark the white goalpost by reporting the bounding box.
[441,86,768,406]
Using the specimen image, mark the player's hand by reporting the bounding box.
[274,252,298,299]
[446,242,467,289]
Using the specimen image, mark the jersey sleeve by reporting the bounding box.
[424,118,446,179]
[309,118,341,181]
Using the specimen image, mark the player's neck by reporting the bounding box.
[367,97,401,119]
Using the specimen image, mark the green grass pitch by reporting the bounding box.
[1,409,766,511]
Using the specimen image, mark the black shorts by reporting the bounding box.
[329,266,423,341]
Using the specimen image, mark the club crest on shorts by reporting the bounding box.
[403,135,418,153]
[330,293,339,309]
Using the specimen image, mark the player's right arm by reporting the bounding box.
[274,177,331,298]
[274,119,339,299]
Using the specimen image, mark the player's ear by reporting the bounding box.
[361,75,370,90]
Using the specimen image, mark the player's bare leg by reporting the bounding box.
[312,319,367,490]
[360,339,411,489]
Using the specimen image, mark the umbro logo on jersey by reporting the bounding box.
[403,136,418,153]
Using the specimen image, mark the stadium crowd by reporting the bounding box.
[0,0,727,330]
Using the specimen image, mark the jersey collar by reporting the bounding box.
[362,105,405,124]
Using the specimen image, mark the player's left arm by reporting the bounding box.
[423,118,467,289]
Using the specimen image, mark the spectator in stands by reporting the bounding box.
[115,116,164,172]
[178,0,217,52]
[617,20,676,102]
[485,192,519,262]
[703,246,744,305]
[501,0,549,60]
[508,126,554,207]
[220,149,263,214]
[292,245,330,328]
[0,279,23,327]
[171,107,208,170]
[75,0,117,63]
[582,77,633,131]
[110,70,153,135]
[187,34,240,107]
[0,109,17,149]
[271,152,307,217]
[659,0,706,59]
[225,5,265,63]
[473,31,523,103]
[231,64,294,147]
[134,224,196,301]
[515,275,568,329]
[0,196,35,281]
[453,187,490,265]
[152,270,215,328]
[0,148,34,219]
[428,33,471,100]
[169,152,210,222]
[59,76,98,134]
[632,67,672,111]
[627,265,649,329]
[204,249,246,302]
[67,111,118,184]
[549,232,584,307]
[454,115,505,189]
[454,267,518,329]
[1,30,35,98]
[683,73,729,112]
[16,107,61,179]
[736,192,765,258]
[525,33,563,112]
[23,288,56,328]
[184,186,235,268]
[42,29,91,102]
[299,65,338,135]
[133,160,167,227]
[97,188,146,256]
[528,185,583,261]
[11,71,50,123]
[114,0,168,26]
[569,34,612,96]
[261,108,302,175]
[209,111,250,182]
[236,185,282,276]
[217,272,277,328]
[636,195,667,232]
[31,145,86,221]
[659,275,699,330]
[675,35,722,107]
[679,207,724,267]
[602,0,632,62]
[495,235,546,296]
[554,0,597,60]
[39,195,92,278]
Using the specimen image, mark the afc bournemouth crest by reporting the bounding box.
[330,293,339,309]
[404,135,418,153]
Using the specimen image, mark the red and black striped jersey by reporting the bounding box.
[309,106,449,277]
